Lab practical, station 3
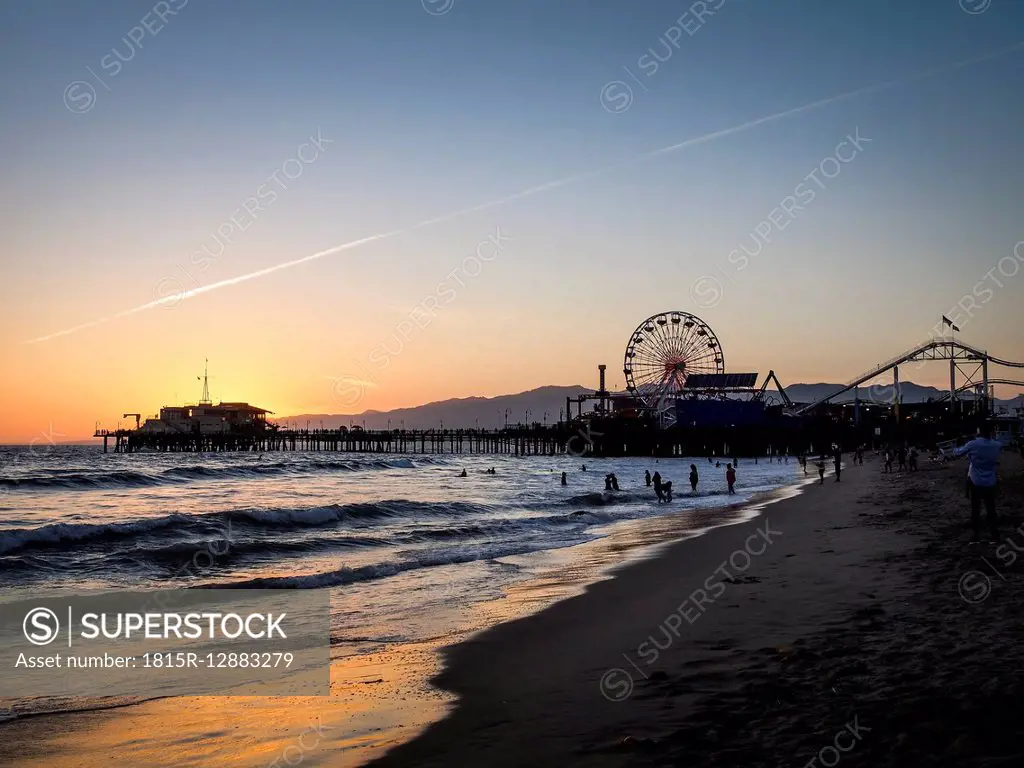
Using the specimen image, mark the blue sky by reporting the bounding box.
[1,0,1023,434]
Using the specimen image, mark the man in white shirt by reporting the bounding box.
[953,423,1002,543]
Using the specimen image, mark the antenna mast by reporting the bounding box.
[200,358,211,404]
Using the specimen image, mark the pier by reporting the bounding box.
[95,426,576,456]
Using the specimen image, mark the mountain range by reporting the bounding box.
[281,383,1023,430]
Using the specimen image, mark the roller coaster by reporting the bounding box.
[794,338,1024,415]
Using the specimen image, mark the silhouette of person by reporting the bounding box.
[653,471,663,502]
[645,470,651,487]
[604,474,613,491]
[561,471,567,486]
[611,473,620,491]
[726,463,736,494]
[817,458,826,484]
[663,480,673,502]
[459,469,467,477]
[689,464,698,492]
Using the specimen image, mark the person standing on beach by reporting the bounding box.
[689,464,699,493]
[817,458,826,484]
[953,424,1003,543]
[652,471,663,502]
[645,469,651,487]
[726,463,736,494]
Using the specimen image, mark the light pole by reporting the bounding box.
[543,412,549,426]
[504,408,510,428]
[525,409,531,428]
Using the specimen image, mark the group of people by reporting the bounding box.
[883,445,918,473]
[641,462,736,501]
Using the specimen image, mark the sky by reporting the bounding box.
[1,0,1023,442]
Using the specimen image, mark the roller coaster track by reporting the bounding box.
[935,378,1024,402]
[793,339,1024,415]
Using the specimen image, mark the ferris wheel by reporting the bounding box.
[623,311,725,409]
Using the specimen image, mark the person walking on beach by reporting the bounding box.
[884,449,893,474]
[953,423,1003,543]
[897,446,907,472]
[645,469,651,487]
[689,464,699,493]
[726,463,736,494]
[833,451,842,482]
[817,458,826,484]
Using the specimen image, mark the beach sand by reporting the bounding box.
[370,452,1024,767]
[3,453,1021,766]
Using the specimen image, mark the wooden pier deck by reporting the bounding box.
[94,427,578,456]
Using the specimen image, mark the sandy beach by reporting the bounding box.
[370,451,1024,767]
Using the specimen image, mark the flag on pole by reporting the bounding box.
[942,315,961,332]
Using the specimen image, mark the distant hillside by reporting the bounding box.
[283,385,591,430]
[281,382,1021,430]
[781,383,1024,408]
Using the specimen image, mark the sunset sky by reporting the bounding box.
[2,0,1023,442]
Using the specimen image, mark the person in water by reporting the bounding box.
[953,423,1003,543]
[689,464,698,493]
[652,471,663,502]
[459,469,467,477]
[581,464,587,471]
[726,463,736,494]
[611,473,620,491]
[663,480,673,502]
[645,470,651,487]
[604,474,613,491]
[561,471,567,486]
[715,461,721,468]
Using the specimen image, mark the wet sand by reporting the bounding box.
[369,452,1024,767]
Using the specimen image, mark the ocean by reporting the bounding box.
[0,445,804,736]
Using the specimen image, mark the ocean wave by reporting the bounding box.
[201,537,588,590]
[0,499,487,556]
[0,457,423,491]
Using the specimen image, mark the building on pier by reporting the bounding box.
[139,402,273,435]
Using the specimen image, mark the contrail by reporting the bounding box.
[24,41,1024,344]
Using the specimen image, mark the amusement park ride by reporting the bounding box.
[567,310,792,427]
[567,310,1024,429]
